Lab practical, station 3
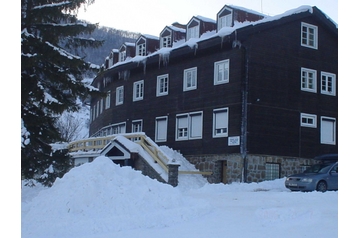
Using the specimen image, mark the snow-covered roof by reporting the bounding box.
[227,5,267,17]
[123,42,135,47]
[167,25,186,33]
[107,6,336,71]
[194,15,216,23]
[142,34,159,40]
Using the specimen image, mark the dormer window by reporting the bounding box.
[160,29,172,48]
[187,19,200,40]
[161,35,171,48]
[136,37,147,56]
[217,8,233,31]
[119,51,126,62]
[137,43,146,56]
[218,14,232,30]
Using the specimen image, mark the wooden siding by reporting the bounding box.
[244,16,338,158]
[90,8,337,160]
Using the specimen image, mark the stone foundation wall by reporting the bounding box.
[185,154,314,184]
[185,154,244,184]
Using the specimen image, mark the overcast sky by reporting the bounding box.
[77,0,338,35]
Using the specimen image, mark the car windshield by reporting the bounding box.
[304,163,333,173]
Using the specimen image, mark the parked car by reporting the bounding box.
[285,154,338,192]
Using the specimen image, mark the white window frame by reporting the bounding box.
[175,111,203,141]
[155,116,168,142]
[136,43,146,56]
[112,122,126,134]
[119,51,126,62]
[320,116,336,145]
[321,72,336,96]
[183,67,197,91]
[131,119,143,141]
[116,86,124,105]
[301,67,317,93]
[96,101,99,117]
[301,22,318,49]
[214,59,230,85]
[133,80,144,101]
[156,74,169,96]
[187,25,199,40]
[105,91,111,109]
[160,35,171,48]
[300,113,317,128]
[218,13,232,30]
[100,98,103,114]
[213,108,229,138]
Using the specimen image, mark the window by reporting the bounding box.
[119,51,126,62]
[112,122,126,134]
[161,35,171,48]
[96,101,99,117]
[105,91,111,109]
[156,74,169,96]
[155,116,168,142]
[116,86,124,105]
[100,99,103,114]
[321,117,336,145]
[137,43,146,56]
[131,120,142,141]
[321,72,336,96]
[265,163,280,180]
[133,80,144,101]
[187,26,199,39]
[301,22,318,49]
[176,112,203,140]
[300,113,317,128]
[214,59,230,85]
[218,13,232,30]
[213,108,228,137]
[183,67,197,91]
[301,68,317,93]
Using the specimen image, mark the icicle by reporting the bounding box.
[123,70,130,81]
[141,58,147,75]
[194,44,198,56]
[159,52,170,68]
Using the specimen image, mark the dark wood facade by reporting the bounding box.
[89,6,337,180]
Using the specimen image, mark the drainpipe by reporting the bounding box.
[240,44,249,183]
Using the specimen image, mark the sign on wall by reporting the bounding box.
[228,136,240,146]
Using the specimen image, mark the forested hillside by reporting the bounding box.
[75,23,140,66]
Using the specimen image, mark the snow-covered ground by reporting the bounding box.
[21,149,338,238]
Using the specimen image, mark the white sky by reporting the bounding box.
[77,0,338,35]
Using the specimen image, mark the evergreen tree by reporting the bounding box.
[21,0,104,186]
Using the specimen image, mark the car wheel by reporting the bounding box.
[316,181,327,192]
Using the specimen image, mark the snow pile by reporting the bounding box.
[21,156,210,238]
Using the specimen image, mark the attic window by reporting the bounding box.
[137,43,146,56]
[187,19,200,40]
[301,22,318,49]
[161,36,171,48]
[218,13,232,30]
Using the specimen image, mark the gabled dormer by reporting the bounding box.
[216,5,266,31]
[108,49,119,68]
[135,34,160,56]
[186,16,216,41]
[159,24,186,48]
[119,42,135,62]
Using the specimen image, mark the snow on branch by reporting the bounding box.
[45,41,81,60]
[33,1,71,10]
